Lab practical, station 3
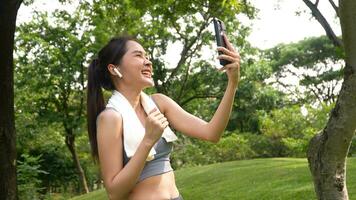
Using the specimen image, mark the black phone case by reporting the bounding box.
[213,18,231,66]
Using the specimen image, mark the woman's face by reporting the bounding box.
[119,40,154,89]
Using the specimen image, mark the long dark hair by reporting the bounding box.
[87,36,135,161]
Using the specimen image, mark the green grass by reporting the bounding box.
[71,157,356,200]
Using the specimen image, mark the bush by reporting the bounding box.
[17,153,48,200]
[258,104,332,157]
[211,134,255,162]
[171,133,255,168]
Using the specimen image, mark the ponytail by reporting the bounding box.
[86,35,135,162]
[87,59,105,162]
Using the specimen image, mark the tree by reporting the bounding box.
[83,0,255,104]
[15,9,93,193]
[0,0,22,199]
[265,36,343,105]
[305,0,356,199]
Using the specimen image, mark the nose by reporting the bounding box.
[143,58,152,66]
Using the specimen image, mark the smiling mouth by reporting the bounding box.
[141,71,152,78]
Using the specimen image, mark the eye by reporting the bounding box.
[135,54,142,57]
[135,54,150,60]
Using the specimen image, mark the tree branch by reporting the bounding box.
[315,0,320,7]
[177,56,193,102]
[302,0,343,48]
[328,0,339,17]
[167,20,210,83]
[177,37,205,101]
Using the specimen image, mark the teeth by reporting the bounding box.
[142,72,151,77]
[142,69,152,78]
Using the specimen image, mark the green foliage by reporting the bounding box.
[34,145,78,193]
[172,103,336,165]
[162,101,336,169]
[267,36,341,70]
[15,9,92,129]
[264,36,344,104]
[242,133,275,157]
[228,59,285,132]
[17,154,48,200]
[213,134,255,162]
[81,0,256,97]
[15,5,96,194]
[171,133,255,168]
[259,104,334,157]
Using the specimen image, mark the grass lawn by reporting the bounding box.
[71,157,356,200]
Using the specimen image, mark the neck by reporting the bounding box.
[116,85,143,111]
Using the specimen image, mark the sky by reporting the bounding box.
[246,0,340,49]
[17,0,341,67]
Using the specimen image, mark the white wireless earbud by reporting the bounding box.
[113,68,123,78]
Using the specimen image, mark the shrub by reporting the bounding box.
[172,133,255,168]
[17,153,48,200]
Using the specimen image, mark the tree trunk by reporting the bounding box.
[0,1,22,199]
[307,0,356,199]
[65,133,89,194]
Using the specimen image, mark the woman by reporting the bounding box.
[87,35,240,200]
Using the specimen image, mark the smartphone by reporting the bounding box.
[213,17,231,66]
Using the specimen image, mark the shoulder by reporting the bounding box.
[97,109,123,130]
[151,93,170,101]
[96,109,123,151]
[151,93,171,113]
[151,93,179,114]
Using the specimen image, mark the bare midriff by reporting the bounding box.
[128,171,179,200]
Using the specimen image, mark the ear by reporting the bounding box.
[107,64,118,76]
[108,64,123,78]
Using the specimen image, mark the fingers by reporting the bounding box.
[222,33,234,51]
[216,35,240,66]
[217,46,238,57]
[153,115,168,130]
[148,108,161,117]
[148,108,169,128]
[218,63,238,71]
[150,109,164,119]
[155,113,167,123]
[218,55,240,72]
[148,108,158,115]
[218,65,227,71]
[217,54,239,63]
[161,121,169,128]
[157,114,168,125]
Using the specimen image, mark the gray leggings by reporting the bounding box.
[171,194,184,200]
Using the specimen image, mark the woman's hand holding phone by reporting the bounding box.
[213,18,240,87]
[217,34,241,87]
